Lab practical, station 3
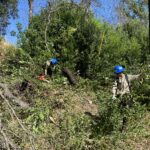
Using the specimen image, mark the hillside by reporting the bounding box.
[0,1,149,149]
[0,43,150,149]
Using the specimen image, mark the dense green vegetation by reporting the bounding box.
[0,0,18,35]
[0,1,149,149]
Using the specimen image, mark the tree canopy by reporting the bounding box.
[0,0,18,35]
[20,1,149,78]
[119,0,148,24]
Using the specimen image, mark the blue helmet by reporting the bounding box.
[50,58,58,65]
[114,65,125,74]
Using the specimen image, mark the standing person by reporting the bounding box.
[112,65,141,131]
[45,58,59,77]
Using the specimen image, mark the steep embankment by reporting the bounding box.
[0,40,149,149]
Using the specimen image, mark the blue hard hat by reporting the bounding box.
[114,65,125,74]
[50,58,58,65]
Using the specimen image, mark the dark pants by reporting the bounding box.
[118,94,133,132]
[47,67,53,77]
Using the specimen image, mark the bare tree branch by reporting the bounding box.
[28,0,34,22]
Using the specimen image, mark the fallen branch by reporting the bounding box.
[0,83,29,108]
[0,92,36,150]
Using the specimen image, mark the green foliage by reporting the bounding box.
[95,94,146,135]
[25,101,51,134]
[0,47,33,77]
[20,2,103,75]
[49,113,91,150]
[119,0,148,23]
[19,1,149,81]
[122,20,149,62]
[1,1,149,149]
[133,67,150,109]
[0,0,18,35]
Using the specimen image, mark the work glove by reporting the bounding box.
[112,95,116,100]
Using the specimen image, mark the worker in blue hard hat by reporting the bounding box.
[44,47,61,77]
[112,65,142,132]
[112,65,141,100]
[45,57,59,77]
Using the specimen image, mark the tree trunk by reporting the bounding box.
[28,0,33,22]
[148,0,150,54]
